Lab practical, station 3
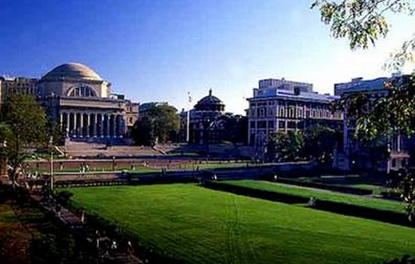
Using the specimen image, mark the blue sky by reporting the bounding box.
[1,0,414,114]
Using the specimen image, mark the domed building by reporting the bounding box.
[194,90,225,112]
[38,63,110,98]
[179,89,227,144]
[6,62,139,142]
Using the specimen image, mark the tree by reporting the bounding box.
[267,131,305,162]
[266,126,341,163]
[132,116,155,146]
[312,0,415,221]
[211,114,248,145]
[132,104,179,146]
[302,125,342,164]
[1,94,48,184]
[311,0,415,69]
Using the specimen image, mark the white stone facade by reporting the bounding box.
[247,78,343,147]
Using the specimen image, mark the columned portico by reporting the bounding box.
[59,110,125,139]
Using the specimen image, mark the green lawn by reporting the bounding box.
[222,180,404,213]
[296,175,387,194]
[68,184,415,264]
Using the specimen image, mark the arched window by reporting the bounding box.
[67,85,97,97]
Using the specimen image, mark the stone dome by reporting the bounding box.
[197,89,223,105]
[42,63,102,81]
[195,89,225,112]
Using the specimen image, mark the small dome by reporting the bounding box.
[195,89,225,112]
[197,89,223,105]
[42,63,102,81]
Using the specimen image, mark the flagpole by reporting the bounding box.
[186,92,191,143]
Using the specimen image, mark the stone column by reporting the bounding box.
[107,114,111,137]
[117,115,124,138]
[102,114,106,137]
[86,113,91,138]
[73,112,78,137]
[111,115,116,138]
[79,113,84,137]
[114,115,118,137]
[60,113,63,129]
[100,114,105,137]
[97,114,101,137]
[66,112,70,135]
[92,113,97,137]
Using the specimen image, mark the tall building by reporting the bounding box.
[1,63,139,142]
[336,76,409,172]
[0,76,38,104]
[247,78,343,147]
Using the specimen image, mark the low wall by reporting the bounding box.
[49,162,317,187]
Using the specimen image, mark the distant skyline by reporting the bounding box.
[1,0,414,114]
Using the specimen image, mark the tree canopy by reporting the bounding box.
[312,0,415,69]
[267,125,341,163]
[1,94,49,183]
[313,0,415,221]
[132,104,180,146]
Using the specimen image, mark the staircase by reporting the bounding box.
[64,141,161,158]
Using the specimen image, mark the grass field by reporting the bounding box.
[221,180,404,213]
[296,175,387,195]
[68,184,415,264]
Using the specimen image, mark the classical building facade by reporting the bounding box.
[1,63,139,142]
[179,90,229,144]
[247,78,343,147]
[335,76,409,172]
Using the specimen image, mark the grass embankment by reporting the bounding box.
[221,180,404,213]
[296,175,386,194]
[68,184,415,264]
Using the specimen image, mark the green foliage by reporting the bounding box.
[303,125,342,163]
[333,75,415,140]
[132,116,155,146]
[267,131,305,162]
[132,104,179,146]
[217,114,248,145]
[313,1,415,221]
[311,0,414,50]
[69,184,415,264]
[390,168,415,222]
[1,94,49,183]
[267,126,341,162]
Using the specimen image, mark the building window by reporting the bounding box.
[258,121,266,129]
[68,85,97,97]
[250,121,256,128]
[279,121,285,128]
[268,121,274,128]
[287,121,296,129]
